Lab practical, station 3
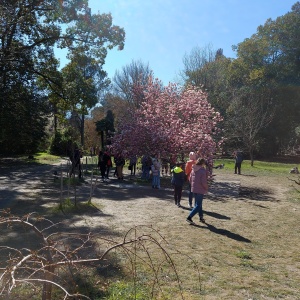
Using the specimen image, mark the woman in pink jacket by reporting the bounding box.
[186,158,208,224]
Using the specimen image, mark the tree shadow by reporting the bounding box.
[207,181,278,203]
[238,186,278,202]
[207,181,240,202]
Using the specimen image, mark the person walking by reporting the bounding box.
[186,158,208,224]
[185,152,197,208]
[115,153,125,180]
[141,154,152,180]
[98,150,107,182]
[69,147,82,178]
[234,150,243,175]
[129,155,137,176]
[161,157,169,176]
[151,158,161,189]
[103,150,112,179]
[171,162,185,207]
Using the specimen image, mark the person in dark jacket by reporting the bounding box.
[171,162,186,207]
[69,147,82,178]
[98,150,107,182]
[234,150,243,175]
[103,150,112,179]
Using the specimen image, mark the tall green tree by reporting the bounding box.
[0,0,125,154]
[96,110,115,149]
[232,2,300,155]
[61,51,109,146]
[181,45,232,117]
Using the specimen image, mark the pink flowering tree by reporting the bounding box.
[110,78,223,165]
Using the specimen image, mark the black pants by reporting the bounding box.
[99,163,106,179]
[174,185,183,204]
[130,163,136,175]
[235,162,241,174]
[70,162,81,178]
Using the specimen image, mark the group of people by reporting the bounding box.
[71,146,244,225]
[169,152,208,225]
[171,150,243,225]
[98,150,112,181]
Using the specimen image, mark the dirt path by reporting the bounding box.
[1,160,299,299]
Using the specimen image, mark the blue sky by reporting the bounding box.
[57,0,297,85]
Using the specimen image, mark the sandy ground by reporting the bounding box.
[1,159,299,299]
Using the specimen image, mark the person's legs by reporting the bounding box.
[106,166,110,178]
[132,163,136,175]
[100,166,106,180]
[156,172,160,188]
[130,165,133,176]
[174,186,178,204]
[187,193,204,222]
[145,167,150,180]
[152,175,156,188]
[69,162,75,177]
[174,185,181,205]
[188,183,193,208]
[235,162,241,174]
[117,166,122,179]
[142,165,147,179]
[195,193,204,220]
[187,199,199,221]
[177,186,182,206]
[120,166,124,179]
[152,175,160,188]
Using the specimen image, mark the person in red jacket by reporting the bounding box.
[186,158,208,224]
[185,151,197,208]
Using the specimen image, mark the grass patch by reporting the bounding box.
[236,249,252,260]
[214,158,298,175]
[286,187,300,204]
[52,198,103,214]
[104,281,152,300]
[32,152,61,164]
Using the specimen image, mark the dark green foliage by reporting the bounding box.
[48,129,75,156]
[0,85,48,155]
[182,3,300,158]
[96,110,115,147]
[0,0,125,154]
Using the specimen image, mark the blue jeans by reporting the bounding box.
[152,174,160,188]
[188,193,204,219]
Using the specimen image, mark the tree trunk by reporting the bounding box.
[100,131,104,150]
[250,148,254,166]
[80,113,85,147]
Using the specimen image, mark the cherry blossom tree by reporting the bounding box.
[110,78,223,165]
